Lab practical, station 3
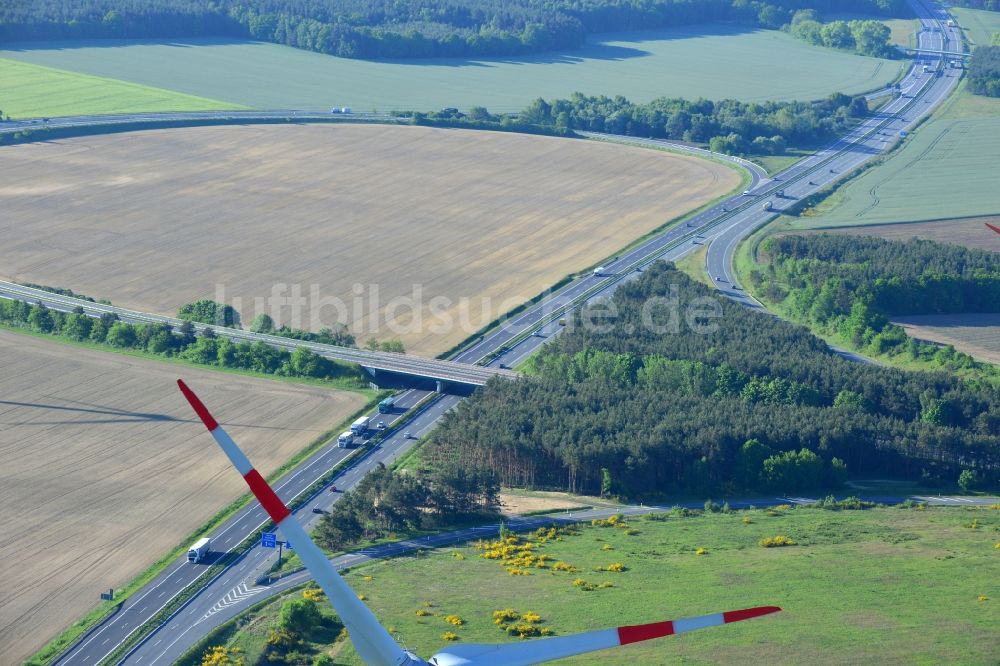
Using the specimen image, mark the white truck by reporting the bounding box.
[351,416,371,435]
[187,537,211,563]
[337,430,355,448]
[593,266,606,277]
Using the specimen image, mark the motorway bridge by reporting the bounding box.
[0,281,517,389]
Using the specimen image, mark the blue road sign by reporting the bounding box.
[285,540,293,551]
[261,532,277,549]
[899,130,909,138]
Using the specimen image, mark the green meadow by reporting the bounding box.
[186,505,1000,665]
[797,83,1000,228]
[0,58,243,119]
[793,8,1000,228]
[953,7,1000,48]
[1,25,901,117]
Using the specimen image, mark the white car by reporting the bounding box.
[742,190,752,195]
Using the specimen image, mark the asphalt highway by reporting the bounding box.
[704,0,962,298]
[16,1,966,661]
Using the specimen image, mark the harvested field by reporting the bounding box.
[0,124,739,355]
[0,330,366,663]
[890,313,1000,365]
[820,216,1000,253]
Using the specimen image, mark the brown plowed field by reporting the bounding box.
[0,330,365,662]
[891,313,1000,365]
[0,124,739,355]
[821,216,1000,253]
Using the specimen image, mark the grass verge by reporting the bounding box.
[176,504,1000,665]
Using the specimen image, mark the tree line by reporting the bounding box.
[1,0,908,59]
[0,297,364,384]
[753,234,1000,371]
[516,91,868,156]
[421,262,999,500]
[314,462,499,552]
[413,89,872,158]
[969,46,1000,97]
[787,10,897,57]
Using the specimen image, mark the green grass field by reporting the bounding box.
[0,26,901,116]
[0,58,244,119]
[794,83,1000,228]
[953,7,1000,47]
[190,505,1000,665]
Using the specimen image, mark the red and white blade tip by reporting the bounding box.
[987,222,1000,236]
[617,605,781,645]
[177,378,218,431]
[177,379,290,525]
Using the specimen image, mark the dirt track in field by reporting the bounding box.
[0,331,365,662]
[0,124,738,355]
[820,216,1000,253]
[890,313,1000,365]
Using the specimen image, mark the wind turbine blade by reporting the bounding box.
[987,222,1000,236]
[177,379,418,666]
[428,606,781,666]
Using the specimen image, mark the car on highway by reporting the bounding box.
[312,507,326,514]
[404,431,413,439]
[328,485,340,493]
[377,420,387,431]
[742,190,752,195]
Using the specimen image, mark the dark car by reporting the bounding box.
[312,507,326,514]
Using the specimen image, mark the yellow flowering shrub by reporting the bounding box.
[759,536,796,548]
[493,608,520,625]
[201,646,244,666]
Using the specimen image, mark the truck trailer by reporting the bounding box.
[351,416,371,435]
[187,537,211,563]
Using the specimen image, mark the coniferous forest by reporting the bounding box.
[753,234,1000,370]
[423,262,1000,500]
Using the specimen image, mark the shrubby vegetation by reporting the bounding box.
[969,45,1000,97]
[498,91,867,157]
[422,262,1000,499]
[754,234,1000,372]
[0,298,363,383]
[314,462,499,551]
[787,10,896,57]
[1,0,907,59]
[177,299,241,328]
